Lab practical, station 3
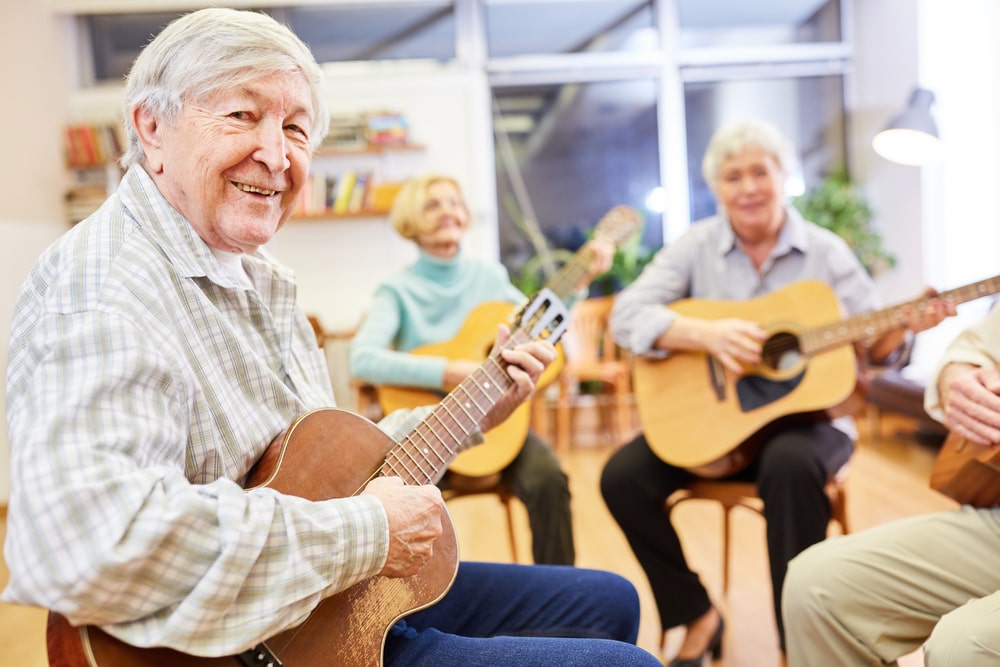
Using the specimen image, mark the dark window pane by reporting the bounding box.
[87,12,183,82]
[85,4,456,83]
[684,74,846,222]
[493,79,662,294]
[679,0,841,48]
[287,3,455,63]
[485,0,654,58]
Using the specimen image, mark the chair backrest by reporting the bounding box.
[563,295,620,367]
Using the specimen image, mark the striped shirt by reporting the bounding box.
[2,165,425,656]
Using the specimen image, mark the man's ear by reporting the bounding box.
[132,105,165,173]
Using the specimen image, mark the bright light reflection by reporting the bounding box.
[645,186,667,213]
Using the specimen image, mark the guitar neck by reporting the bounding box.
[545,249,595,301]
[530,205,641,303]
[801,274,1000,355]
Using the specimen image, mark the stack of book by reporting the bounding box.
[64,122,125,223]
[294,170,378,217]
[64,123,124,169]
[364,111,409,146]
[322,114,367,149]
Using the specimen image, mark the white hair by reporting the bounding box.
[701,119,797,196]
[120,8,329,168]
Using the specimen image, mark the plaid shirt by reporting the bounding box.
[3,166,427,656]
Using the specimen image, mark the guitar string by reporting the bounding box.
[385,338,520,485]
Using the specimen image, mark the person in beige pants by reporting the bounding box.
[783,305,1000,666]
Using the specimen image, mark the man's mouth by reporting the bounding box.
[233,182,278,196]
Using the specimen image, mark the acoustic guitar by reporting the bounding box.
[633,274,1000,478]
[930,431,1000,508]
[45,290,570,667]
[376,205,640,477]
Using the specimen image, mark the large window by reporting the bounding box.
[678,0,841,48]
[684,74,847,221]
[75,0,854,285]
[492,79,662,283]
[484,0,654,57]
[84,3,457,83]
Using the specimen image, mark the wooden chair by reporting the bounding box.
[555,295,632,452]
[441,471,521,563]
[664,463,851,595]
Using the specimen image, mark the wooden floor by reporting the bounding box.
[0,408,955,666]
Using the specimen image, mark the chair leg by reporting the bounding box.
[501,493,519,563]
[614,381,631,445]
[556,379,571,455]
[721,505,732,594]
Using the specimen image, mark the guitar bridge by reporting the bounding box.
[239,643,283,666]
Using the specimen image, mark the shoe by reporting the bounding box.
[667,612,724,667]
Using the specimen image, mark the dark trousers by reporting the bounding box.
[502,431,576,565]
[600,421,853,648]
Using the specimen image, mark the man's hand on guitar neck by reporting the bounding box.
[939,363,1000,447]
[364,477,447,578]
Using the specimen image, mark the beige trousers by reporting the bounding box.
[783,505,1000,666]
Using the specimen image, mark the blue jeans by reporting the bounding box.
[384,562,660,666]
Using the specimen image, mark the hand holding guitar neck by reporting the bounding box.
[479,323,558,433]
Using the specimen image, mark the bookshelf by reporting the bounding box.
[63,122,125,224]
[292,142,425,222]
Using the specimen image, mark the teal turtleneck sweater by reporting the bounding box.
[349,249,526,391]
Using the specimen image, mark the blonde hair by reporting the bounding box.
[389,173,466,241]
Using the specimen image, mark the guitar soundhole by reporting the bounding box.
[762,332,801,372]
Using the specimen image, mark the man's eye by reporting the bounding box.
[229,111,250,120]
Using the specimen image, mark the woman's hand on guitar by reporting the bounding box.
[941,364,1000,446]
[363,477,446,578]
[479,324,557,433]
[576,239,615,289]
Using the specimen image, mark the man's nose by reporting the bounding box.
[253,121,291,172]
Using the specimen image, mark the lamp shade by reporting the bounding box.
[872,87,941,166]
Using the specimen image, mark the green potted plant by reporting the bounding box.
[792,168,896,275]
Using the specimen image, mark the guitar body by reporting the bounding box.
[930,431,1000,508]
[48,409,458,667]
[377,301,565,477]
[633,281,857,476]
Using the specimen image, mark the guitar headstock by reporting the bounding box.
[511,288,570,348]
[593,205,642,248]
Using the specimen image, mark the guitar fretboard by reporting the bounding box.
[800,274,1000,355]
[521,205,640,305]
[381,331,528,485]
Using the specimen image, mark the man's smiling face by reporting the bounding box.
[144,71,315,254]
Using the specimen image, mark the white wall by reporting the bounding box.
[850,0,924,305]
[0,6,75,505]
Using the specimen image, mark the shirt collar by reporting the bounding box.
[715,204,810,258]
[117,165,292,291]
